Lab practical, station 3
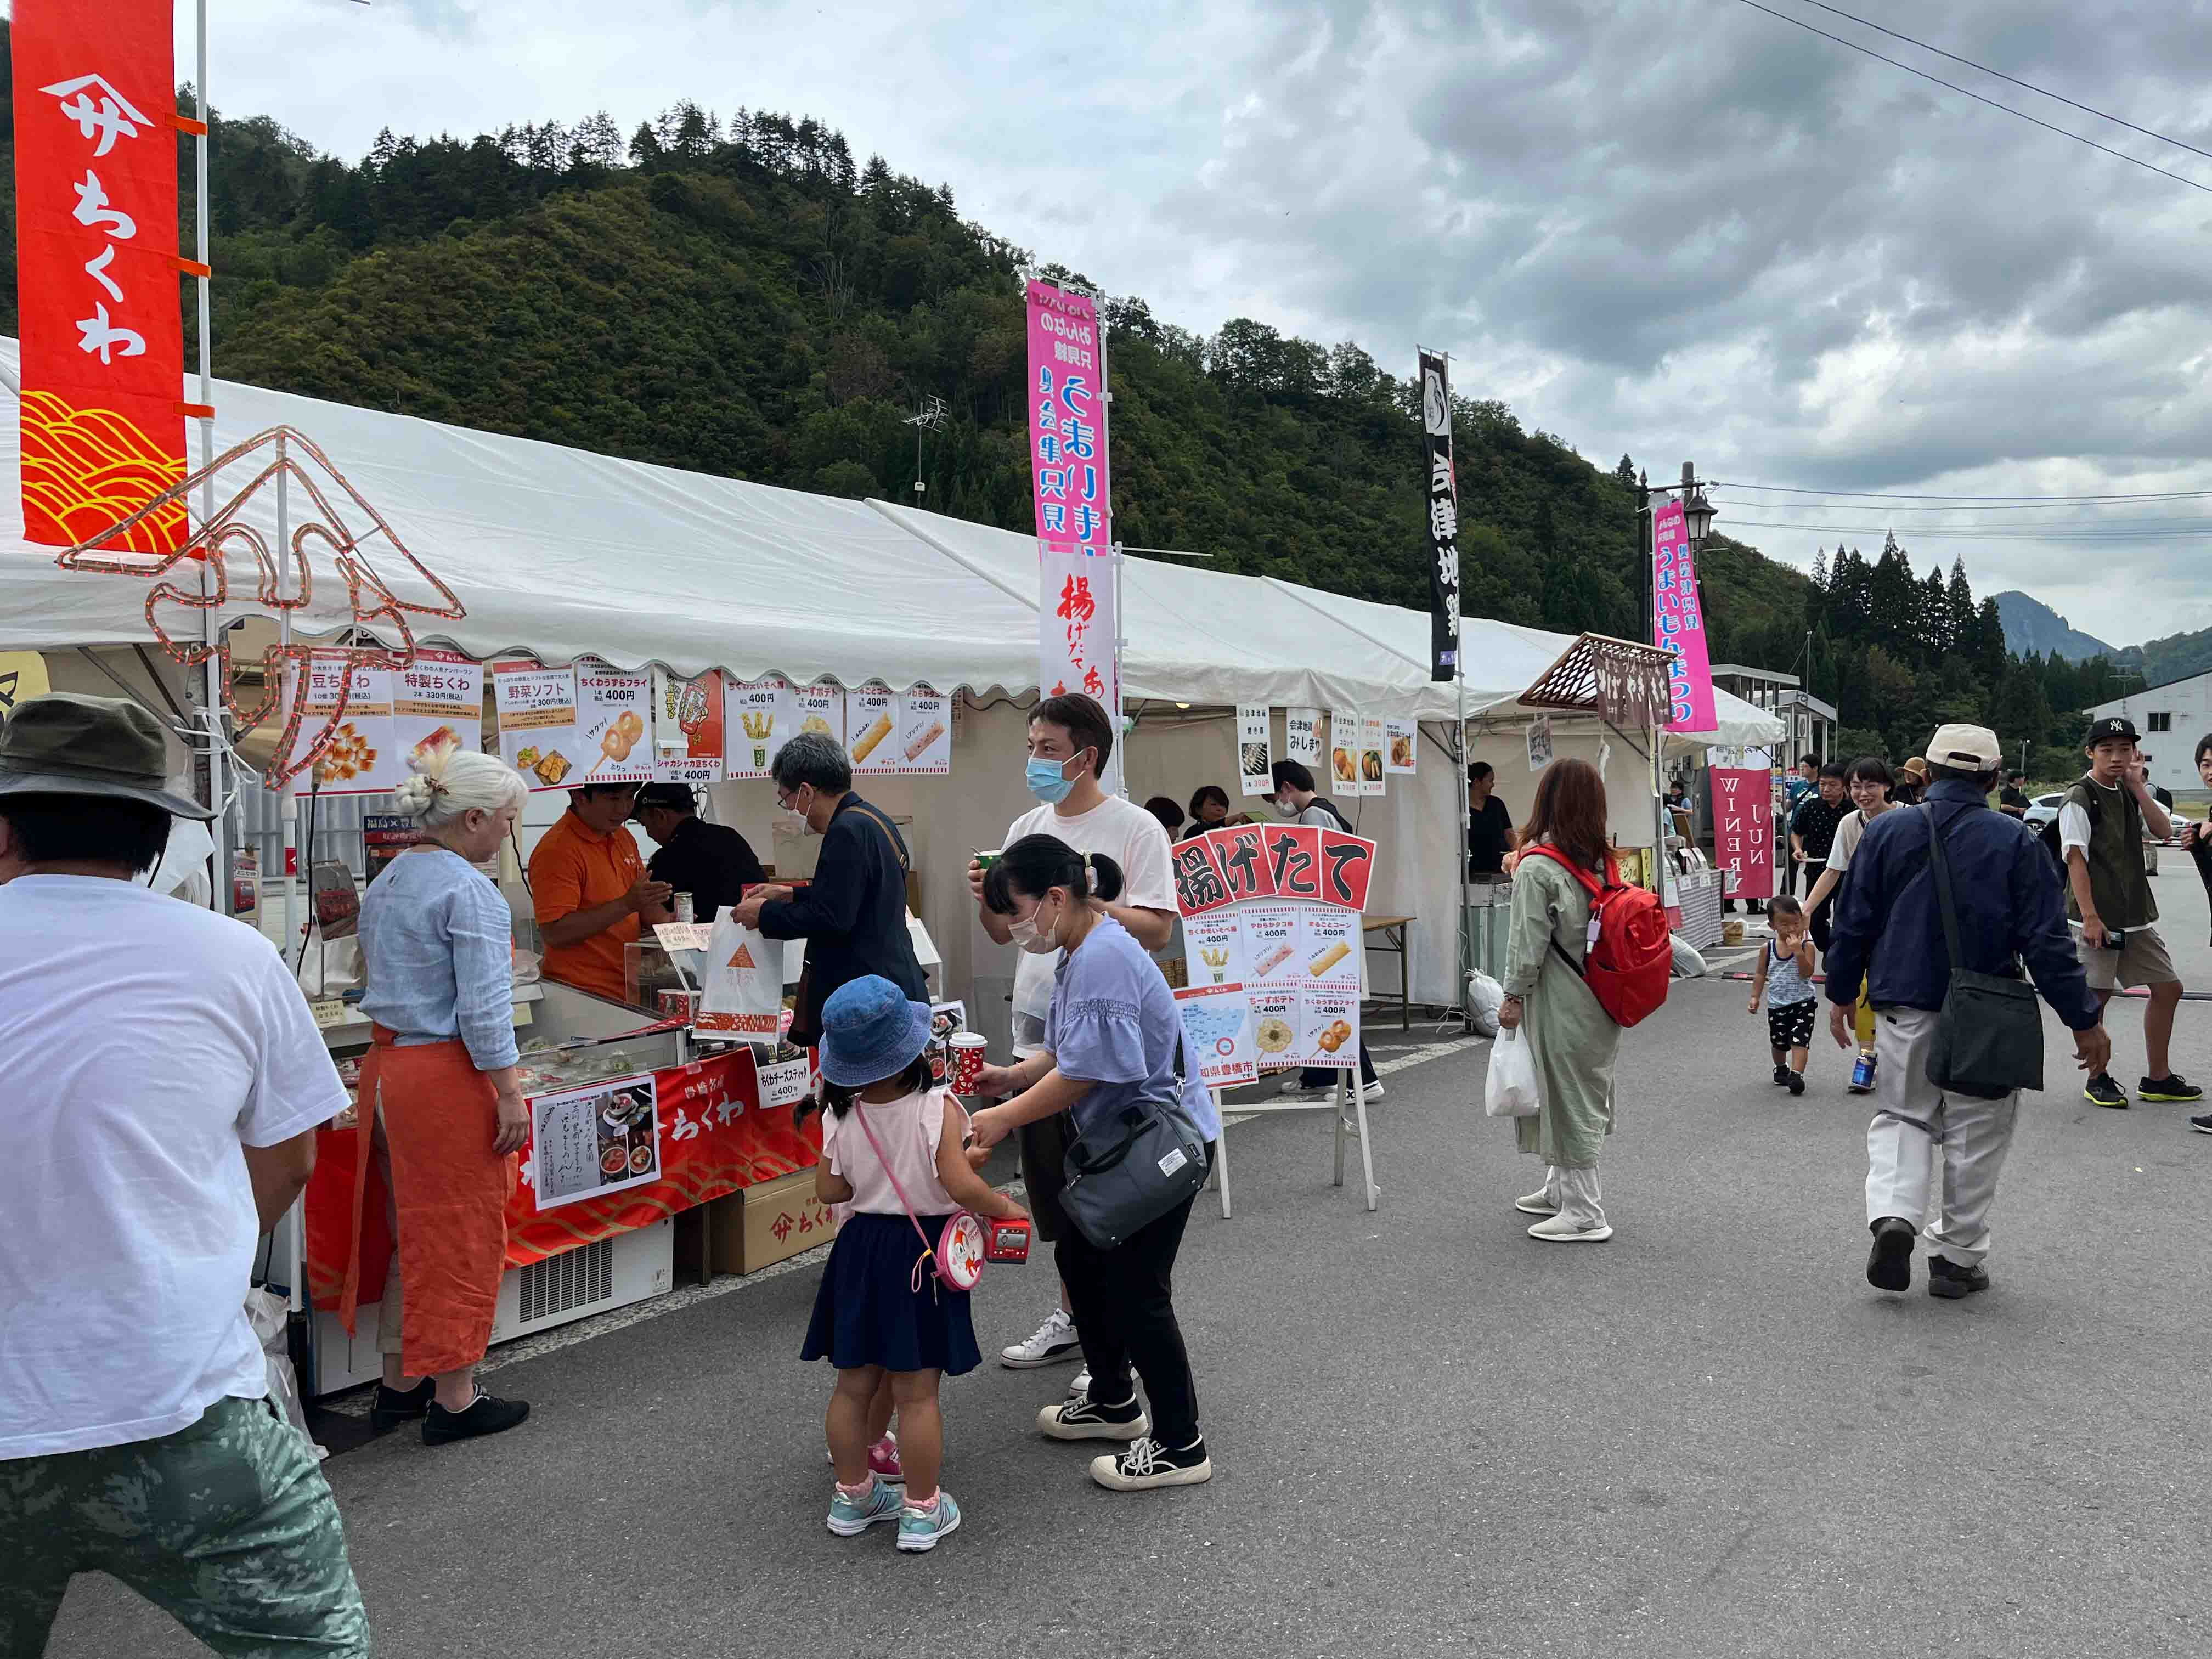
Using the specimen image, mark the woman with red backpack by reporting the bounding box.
[1497,757,1651,1243]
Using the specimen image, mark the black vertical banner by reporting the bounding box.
[1418,349,1460,680]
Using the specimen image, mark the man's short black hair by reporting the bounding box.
[2196,732,2212,769]
[575,781,639,801]
[1467,761,1494,784]
[1798,754,1819,769]
[1271,759,1315,793]
[1818,761,1849,783]
[0,792,170,873]
[2007,771,2025,783]
[771,731,851,794]
[1030,693,1114,772]
[1927,760,1997,787]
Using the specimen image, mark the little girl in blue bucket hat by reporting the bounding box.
[802,975,1029,1553]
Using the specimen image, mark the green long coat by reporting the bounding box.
[1502,849,1620,1169]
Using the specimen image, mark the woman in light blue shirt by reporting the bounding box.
[349,749,533,1447]
[968,834,1217,1494]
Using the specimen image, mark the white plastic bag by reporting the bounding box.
[1485,1028,1543,1118]
[245,1288,322,1455]
[697,911,782,1040]
[1466,971,1505,1038]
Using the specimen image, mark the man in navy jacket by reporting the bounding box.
[1824,724,2107,1300]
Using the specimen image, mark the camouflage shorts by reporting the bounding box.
[0,1395,369,1657]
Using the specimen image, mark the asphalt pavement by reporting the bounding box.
[45,862,2212,1658]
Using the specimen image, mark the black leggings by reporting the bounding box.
[1054,1145,1211,1449]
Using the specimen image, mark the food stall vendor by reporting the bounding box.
[731,733,924,1047]
[632,783,765,923]
[529,782,673,1002]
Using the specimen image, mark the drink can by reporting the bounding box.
[673,892,695,924]
[1850,1047,1876,1092]
[947,1032,988,1096]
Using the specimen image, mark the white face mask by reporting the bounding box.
[1007,896,1063,955]
[1273,795,1299,819]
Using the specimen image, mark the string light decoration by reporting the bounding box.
[54,425,467,789]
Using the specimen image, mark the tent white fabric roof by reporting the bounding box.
[0,337,1780,746]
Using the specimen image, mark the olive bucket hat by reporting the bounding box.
[0,693,211,819]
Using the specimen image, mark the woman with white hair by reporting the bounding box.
[343,748,534,1445]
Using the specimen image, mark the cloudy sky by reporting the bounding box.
[187,0,2212,647]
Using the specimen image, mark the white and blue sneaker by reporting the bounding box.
[826,1477,904,1537]
[897,1490,963,1553]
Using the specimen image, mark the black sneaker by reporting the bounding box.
[1037,1391,1148,1442]
[2191,1113,2212,1136]
[1785,1070,1805,1097]
[422,1391,530,1446]
[1927,1256,1990,1300]
[1773,1064,1791,1087]
[1090,1435,1214,1491]
[1865,1216,1915,1293]
[369,1378,433,1433]
[2140,1074,2204,1104]
[2085,1073,2129,1110]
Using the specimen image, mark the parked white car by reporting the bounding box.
[2023,792,2066,833]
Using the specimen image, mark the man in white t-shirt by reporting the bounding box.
[0,695,366,1654]
[968,693,1175,1373]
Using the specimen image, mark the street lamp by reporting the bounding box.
[1679,460,1716,550]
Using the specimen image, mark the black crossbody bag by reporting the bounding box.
[1921,804,2044,1099]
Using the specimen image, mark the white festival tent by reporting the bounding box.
[0,338,1779,1021]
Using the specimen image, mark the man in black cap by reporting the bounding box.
[2060,714,2197,1109]
[0,695,366,1652]
[633,782,766,923]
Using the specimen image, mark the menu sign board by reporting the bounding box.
[726,674,789,781]
[1172,823,1376,1073]
[900,685,951,775]
[847,681,900,775]
[1359,715,1387,798]
[1285,707,1322,770]
[292,660,394,797]
[1237,704,1273,797]
[1328,707,1359,796]
[575,663,653,785]
[1384,717,1417,776]
[651,667,725,786]
[493,661,581,792]
[526,1075,660,1211]
[791,681,845,751]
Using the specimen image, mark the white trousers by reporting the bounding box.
[1863,1007,2019,1266]
[1543,1165,1606,1230]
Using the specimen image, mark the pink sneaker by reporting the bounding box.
[822,1434,904,1481]
[868,1434,904,1483]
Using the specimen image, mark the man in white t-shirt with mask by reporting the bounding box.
[969,693,1175,1373]
[0,695,366,1653]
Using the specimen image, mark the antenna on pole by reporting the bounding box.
[903,393,947,509]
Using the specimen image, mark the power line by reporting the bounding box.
[1712,480,2212,503]
[1713,498,2212,519]
[1786,0,2212,167]
[1724,516,2212,540]
[1730,0,2212,197]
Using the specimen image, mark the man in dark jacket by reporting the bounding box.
[633,783,765,923]
[731,732,925,1047]
[1824,723,2107,1301]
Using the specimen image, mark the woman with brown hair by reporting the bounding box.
[1497,758,1622,1242]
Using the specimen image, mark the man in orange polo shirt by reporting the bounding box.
[529,783,673,1003]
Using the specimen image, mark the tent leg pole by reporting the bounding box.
[1352,1074,1379,1211]
[1331,1075,1346,1188]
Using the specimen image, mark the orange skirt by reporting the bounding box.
[338,1028,516,1376]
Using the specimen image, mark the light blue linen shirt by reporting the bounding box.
[358,848,519,1072]
[1043,914,1220,1142]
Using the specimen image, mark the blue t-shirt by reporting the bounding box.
[1043,915,1221,1142]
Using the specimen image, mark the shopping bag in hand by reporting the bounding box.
[697,912,782,1041]
[1484,1028,1542,1118]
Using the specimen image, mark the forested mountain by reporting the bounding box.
[1993,591,2117,665]
[0,25,2133,756]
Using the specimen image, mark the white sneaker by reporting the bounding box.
[1278,1076,1328,1097]
[1068,1368,1092,1399]
[1000,1307,1082,1368]
[1513,1188,1559,1216]
[1527,1214,1613,1243]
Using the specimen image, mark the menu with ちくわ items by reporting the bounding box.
[291,659,396,796]
[392,653,483,781]
[575,663,653,785]
[651,667,725,787]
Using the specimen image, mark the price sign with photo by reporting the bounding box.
[846,681,901,774]
[494,662,580,792]
[1328,707,1360,797]
[899,685,951,775]
[1384,717,1418,776]
[1237,704,1273,797]
[724,674,789,780]
[1359,715,1387,798]
[790,681,846,752]
[651,667,725,785]
[575,663,653,785]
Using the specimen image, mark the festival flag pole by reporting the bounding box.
[191,0,229,907]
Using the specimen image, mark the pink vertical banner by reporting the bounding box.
[1024,280,1109,558]
[1653,496,1716,732]
[1710,767,1775,900]
[1038,543,1123,794]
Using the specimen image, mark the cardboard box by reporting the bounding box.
[703,1168,837,1276]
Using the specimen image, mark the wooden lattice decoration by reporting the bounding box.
[1518,633,1674,726]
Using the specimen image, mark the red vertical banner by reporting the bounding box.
[1710,768,1775,900]
[13,1,187,554]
